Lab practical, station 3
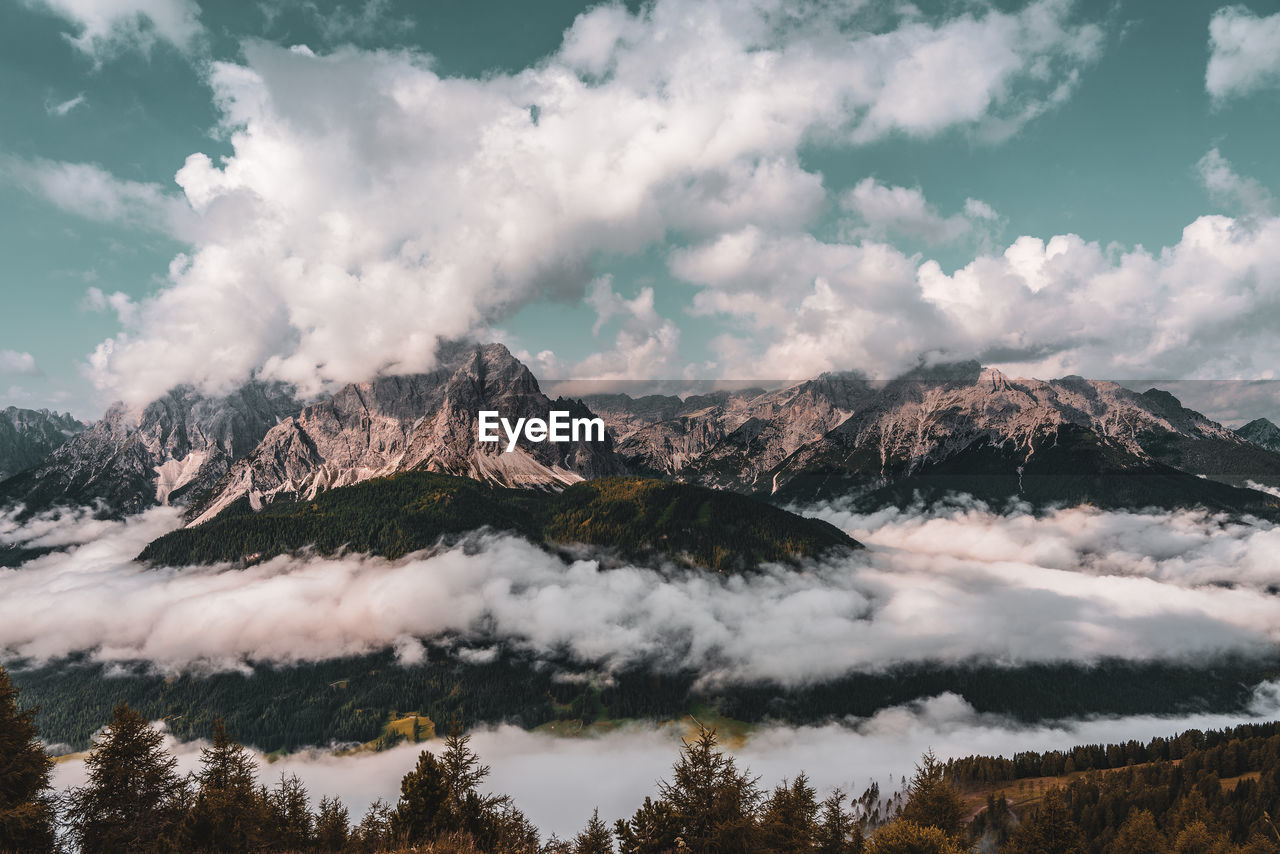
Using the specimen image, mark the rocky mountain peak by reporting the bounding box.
[1237,417,1280,453]
[0,382,301,517]
[187,343,625,525]
[0,407,88,482]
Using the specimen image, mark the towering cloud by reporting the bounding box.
[49,0,1103,404]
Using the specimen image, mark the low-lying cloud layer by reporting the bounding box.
[49,686,1280,838]
[4,500,1280,681]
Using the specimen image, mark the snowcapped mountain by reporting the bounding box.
[1237,418,1280,453]
[0,383,301,517]
[0,407,86,481]
[187,343,625,524]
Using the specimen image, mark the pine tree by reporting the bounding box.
[1108,809,1166,854]
[352,798,396,852]
[392,749,455,843]
[573,807,614,854]
[0,666,56,853]
[63,704,187,853]
[815,789,863,854]
[897,750,965,839]
[1005,790,1085,854]
[615,796,680,854]
[759,774,819,853]
[316,794,351,852]
[180,718,265,852]
[265,772,315,850]
[659,724,761,854]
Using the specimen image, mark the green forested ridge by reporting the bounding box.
[12,651,1278,753]
[139,473,859,571]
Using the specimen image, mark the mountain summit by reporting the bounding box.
[0,407,85,482]
[1237,418,1280,454]
[0,383,300,517]
[186,344,625,524]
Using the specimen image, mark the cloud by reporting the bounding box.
[0,350,39,376]
[672,200,1280,382]
[839,178,1000,246]
[45,93,86,117]
[48,685,1280,839]
[22,0,204,61]
[1198,147,1273,217]
[1206,6,1280,101]
[565,276,683,381]
[266,0,416,44]
[5,157,192,235]
[76,0,1102,405]
[5,501,1280,682]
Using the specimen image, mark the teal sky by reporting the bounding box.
[2,0,1279,420]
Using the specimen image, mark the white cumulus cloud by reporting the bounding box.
[70,0,1102,405]
[1206,5,1280,101]
[0,351,39,376]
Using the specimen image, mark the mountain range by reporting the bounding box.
[0,407,84,482]
[3,344,1280,526]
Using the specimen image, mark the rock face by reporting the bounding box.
[1237,418,1280,453]
[0,383,301,517]
[0,408,86,481]
[588,363,1280,512]
[187,344,626,524]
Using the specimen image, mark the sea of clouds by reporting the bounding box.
[11,496,1280,835]
[3,498,1280,681]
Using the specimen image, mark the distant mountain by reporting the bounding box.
[10,346,1280,524]
[0,407,85,481]
[141,472,859,571]
[0,383,301,517]
[186,344,626,524]
[591,364,1280,516]
[1237,418,1280,454]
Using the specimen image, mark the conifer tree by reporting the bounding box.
[392,749,455,843]
[0,666,56,853]
[315,794,351,852]
[352,798,396,852]
[1005,790,1085,854]
[573,807,614,854]
[63,704,187,853]
[759,774,819,853]
[265,772,315,850]
[180,718,265,852]
[815,789,863,854]
[897,750,965,839]
[1107,809,1166,854]
[659,724,761,854]
[615,796,680,854]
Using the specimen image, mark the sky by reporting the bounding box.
[1,0,1279,420]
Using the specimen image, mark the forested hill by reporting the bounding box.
[138,473,859,571]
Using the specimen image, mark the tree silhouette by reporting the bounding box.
[898,750,965,839]
[573,807,613,854]
[0,665,56,853]
[63,704,187,853]
[180,717,265,852]
[659,723,761,854]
